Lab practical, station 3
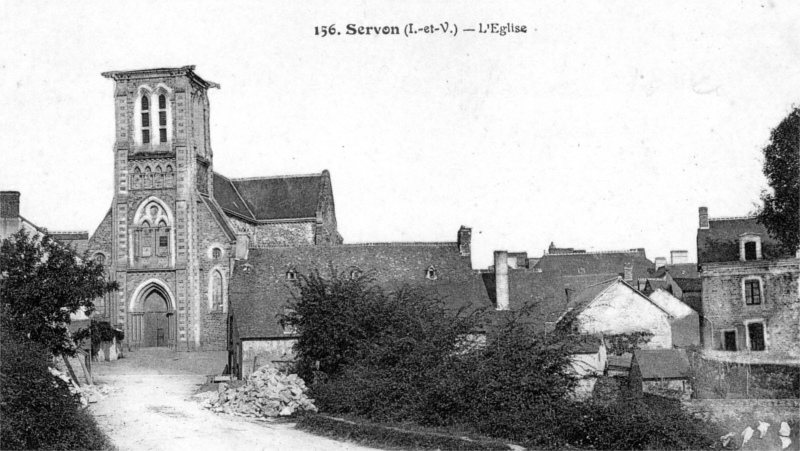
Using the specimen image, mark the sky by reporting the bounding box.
[1,1,799,268]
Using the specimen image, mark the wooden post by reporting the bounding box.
[62,355,81,387]
[77,351,93,386]
[251,355,258,374]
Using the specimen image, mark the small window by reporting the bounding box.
[212,248,222,259]
[159,111,166,127]
[286,269,297,281]
[160,128,167,143]
[723,331,737,351]
[577,267,586,275]
[744,280,761,305]
[426,265,437,280]
[142,129,150,144]
[159,236,168,247]
[94,253,106,265]
[158,94,166,109]
[350,269,361,279]
[744,242,757,261]
[748,322,766,351]
[142,96,149,111]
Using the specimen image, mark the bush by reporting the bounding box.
[73,319,125,357]
[0,329,115,451]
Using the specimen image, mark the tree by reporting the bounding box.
[0,229,118,356]
[757,107,800,253]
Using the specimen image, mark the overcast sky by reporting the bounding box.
[2,1,799,268]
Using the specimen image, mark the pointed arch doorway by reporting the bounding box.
[128,280,177,348]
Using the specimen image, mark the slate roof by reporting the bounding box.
[213,172,326,222]
[697,216,791,264]
[565,277,619,313]
[534,250,653,281]
[199,195,236,241]
[608,353,633,369]
[633,349,691,379]
[229,243,492,339]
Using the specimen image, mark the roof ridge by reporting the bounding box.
[547,249,644,256]
[582,276,621,289]
[230,173,322,182]
[249,241,457,250]
[709,215,757,221]
[49,230,89,235]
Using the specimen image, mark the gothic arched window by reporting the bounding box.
[158,94,167,143]
[211,271,223,311]
[133,199,172,268]
[165,165,174,187]
[212,248,222,259]
[144,166,152,188]
[426,265,437,280]
[154,165,163,188]
[141,95,151,144]
[133,167,142,190]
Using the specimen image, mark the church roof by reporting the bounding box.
[213,172,327,222]
[229,242,492,339]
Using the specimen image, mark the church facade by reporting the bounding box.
[86,66,341,351]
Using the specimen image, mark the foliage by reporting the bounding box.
[604,331,653,356]
[757,106,800,253]
[0,324,115,450]
[73,319,125,356]
[0,229,118,356]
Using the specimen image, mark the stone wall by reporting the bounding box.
[253,222,314,247]
[702,261,799,353]
[683,398,800,425]
[241,339,296,378]
[196,198,233,350]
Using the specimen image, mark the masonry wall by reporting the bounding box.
[702,261,799,353]
[253,222,314,246]
[196,199,234,350]
[241,339,296,378]
[577,283,673,349]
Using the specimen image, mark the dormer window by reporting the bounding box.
[286,269,297,281]
[350,268,362,279]
[426,265,437,280]
[739,234,762,261]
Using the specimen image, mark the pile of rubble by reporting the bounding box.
[196,365,317,418]
[48,367,113,406]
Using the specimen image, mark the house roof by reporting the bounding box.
[199,195,236,241]
[608,353,633,369]
[229,242,491,339]
[565,277,619,313]
[672,277,702,293]
[534,250,653,281]
[644,279,672,294]
[697,216,791,264]
[633,349,691,379]
[213,172,326,222]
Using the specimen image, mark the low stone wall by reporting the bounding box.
[241,338,296,377]
[683,398,800,424]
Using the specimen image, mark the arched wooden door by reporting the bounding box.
[143,291,170,347]
[128,281,177,349]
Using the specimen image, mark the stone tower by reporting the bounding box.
[93,66,234,350]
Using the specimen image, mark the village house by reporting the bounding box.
[697,207,799,362]
[226,226,493,378]
[628,348,693,400]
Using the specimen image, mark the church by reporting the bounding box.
[85,66,342,351]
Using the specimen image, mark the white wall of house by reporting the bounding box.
[649,289,700,347]
[576,282,673,349]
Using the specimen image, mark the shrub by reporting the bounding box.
[73,319,125,357]
[0,328,115,450]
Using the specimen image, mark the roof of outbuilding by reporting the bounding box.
[213,172,326,222]
[229,243,492,339]
[697,216,791,264]
[633,349,691,379]
[534,250,654,281]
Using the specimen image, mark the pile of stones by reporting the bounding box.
[48,367,112,406]
[196,365,317,418]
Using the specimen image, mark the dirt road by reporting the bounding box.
[90,348,378,451]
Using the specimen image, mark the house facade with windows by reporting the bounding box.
[84,66,341,351]
[697,207,799,359]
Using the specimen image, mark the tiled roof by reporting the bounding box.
[608,353,633,369]
[229,243,490,339]
[664,263,699,278]
[633,349,690,379]
[534,251,653,281]
[672,277,701,293]
[697,216,791,264]
[213,173,254,220]
[644,279,672,294]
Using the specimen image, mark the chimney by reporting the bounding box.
[565,288,574,305]
[458,226,471,257]
[494,250,509,311]
[548,242,556,254]
[235,233,250,260]
[623,262,633,281]
[654,257,667,270]
[670,250,688,264]
[1,191,20,218]
[699,207,709,229]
